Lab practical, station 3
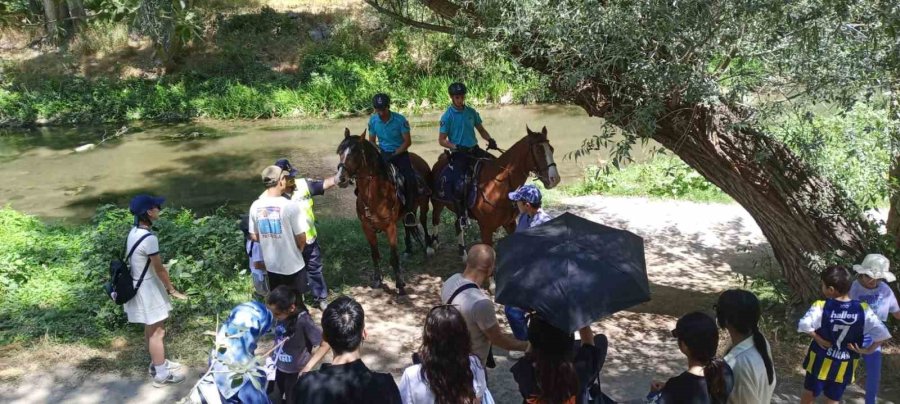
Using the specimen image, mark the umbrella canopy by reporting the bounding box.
[495,212,650,333]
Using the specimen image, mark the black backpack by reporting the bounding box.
[103,231,153,305]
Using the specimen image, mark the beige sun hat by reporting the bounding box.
[853,254,896,283]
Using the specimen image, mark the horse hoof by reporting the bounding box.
[426,247,435,257]
[397,286,407,296]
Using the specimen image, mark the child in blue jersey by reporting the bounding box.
[849,254,900,404]
[797,265,891,404]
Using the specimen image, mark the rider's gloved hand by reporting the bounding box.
[487,138,499,151]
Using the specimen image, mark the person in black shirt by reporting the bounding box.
[510,315,608,404]
[648,312,734,404]
[292,296,401,404]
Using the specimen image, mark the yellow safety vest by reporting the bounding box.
[291,179,318,243]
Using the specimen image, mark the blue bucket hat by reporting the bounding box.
[274,158,299,176]
[129,194,165,216]
[508,184,542,205]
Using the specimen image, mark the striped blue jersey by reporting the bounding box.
[797,299,890,383]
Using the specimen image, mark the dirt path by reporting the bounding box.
[2,196,897,403]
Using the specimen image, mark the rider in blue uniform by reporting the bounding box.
[438,82,499,226]
[367,93,418,226]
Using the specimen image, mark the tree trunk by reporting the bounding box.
[560,83,872,302]
[65,0,86,33]
[887,82,900,247]
[398,0,875,301]
[41,0,59,44]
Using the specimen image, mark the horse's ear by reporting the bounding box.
[358,129,366,142]
[361,128,367,138]
[526,125,533,135]
[344,128,350,138]
[541,126,547,136]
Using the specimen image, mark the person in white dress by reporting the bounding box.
[400,305,490,404]
[125,195,188,387]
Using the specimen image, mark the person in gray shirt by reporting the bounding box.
[440,244,529,367]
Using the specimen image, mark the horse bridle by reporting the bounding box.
[337,142,393,223]
[528,139,557,181]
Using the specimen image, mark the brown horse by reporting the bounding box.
[431,126,561,259]
[336,128,433,296]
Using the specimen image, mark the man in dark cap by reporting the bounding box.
[367,93,418,226]
[438,82,499,226]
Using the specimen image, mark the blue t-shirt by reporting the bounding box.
[439,105,482,148]
[515,209,552,233]
[368,112,410,154]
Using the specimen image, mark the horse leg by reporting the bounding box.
[386,223,406,295]
[503,220,516,236]
[420,201,434,257]
[456,216,467,262]
[480,222,497,246]
[431,200,443,249]
[403,223,414,258]
[362,222,383,288]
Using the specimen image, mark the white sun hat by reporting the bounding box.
[853,254,896,283]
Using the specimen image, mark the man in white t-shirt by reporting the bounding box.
[440,244,528,367]
[249,166,310,297]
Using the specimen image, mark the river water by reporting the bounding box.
[0,105,655,222]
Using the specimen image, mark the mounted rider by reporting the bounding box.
[367,93,418,226]
[438,82,500,226]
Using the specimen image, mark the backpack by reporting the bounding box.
[103,231,153,305]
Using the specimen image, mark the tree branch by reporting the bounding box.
[363,0,455,34]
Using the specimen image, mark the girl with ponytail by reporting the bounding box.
[715,290,776,403]
[648,312,734,404]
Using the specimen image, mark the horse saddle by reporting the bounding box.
[434,153,484,209]
[386,163,430,203]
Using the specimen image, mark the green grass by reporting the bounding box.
[0,204,476,375]
[561,157,734,204]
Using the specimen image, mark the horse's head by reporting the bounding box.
[336,127,383,188]
[525,125,561,189]
[336,128,364,188]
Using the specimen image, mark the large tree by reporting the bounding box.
[365,0,895,301]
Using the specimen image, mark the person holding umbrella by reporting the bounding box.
[510,315,607,404]
[505,184,553,344]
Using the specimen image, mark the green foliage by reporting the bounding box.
[1,12,549,126]
[0,204,390,345]
[769,102,892,209]
[565,157,732,204]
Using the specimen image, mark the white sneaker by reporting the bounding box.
[152,371,185,387]
[148,359,183,376]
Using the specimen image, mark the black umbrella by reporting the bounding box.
[495,212,650,333]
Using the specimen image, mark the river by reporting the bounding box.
[0,105,655,222]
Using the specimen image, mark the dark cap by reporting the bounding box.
[129,194,165,216]
[274,158,299,176]
[373,93,390,109]
[448,82,467,96]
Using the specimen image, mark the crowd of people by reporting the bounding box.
[113,82,900,403]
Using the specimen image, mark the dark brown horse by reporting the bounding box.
[336,128,433,295]
[431,126,560,259]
